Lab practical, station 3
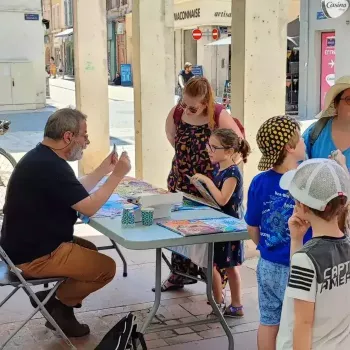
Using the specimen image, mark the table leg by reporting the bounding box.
[140,248,162,334]
[110,239,128,277]
[206,243,235,350]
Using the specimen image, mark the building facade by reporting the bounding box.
[0,0,46,110]
[299,0,350,120]
[107,0,133,81]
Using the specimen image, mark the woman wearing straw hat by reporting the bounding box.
[303,76,350,234]
[303,76,350,169]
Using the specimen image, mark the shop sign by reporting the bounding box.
[24,13,39,21]
[320,32,336,109]
[317,11,328,19]
[192,65,203,77]
[116,22,125,35]
[120,64,132,87]
[321,0,349,19]
[174,8,201,21]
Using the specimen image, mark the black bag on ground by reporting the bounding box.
[95,313,147,350]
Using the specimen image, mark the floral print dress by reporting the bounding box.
[166,113,228,288]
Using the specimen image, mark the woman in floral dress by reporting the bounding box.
[159,77,243,291]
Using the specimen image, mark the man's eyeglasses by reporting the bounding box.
[206,143,230,153]
[75,132,89,142]
[340,96,350,106]
[180,101,199,114]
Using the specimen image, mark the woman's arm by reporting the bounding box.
[193,175,237,207]
[293,299,315,350]
[218,110,243,139]
[165,106,177,148]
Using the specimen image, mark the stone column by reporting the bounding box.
[132,0,175,188]
[231,0,289,185]
[74,0,110,176]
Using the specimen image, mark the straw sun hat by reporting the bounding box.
[318,76,350,119]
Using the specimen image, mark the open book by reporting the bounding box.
[182,175,221,210]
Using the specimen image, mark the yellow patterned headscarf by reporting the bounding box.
[256,115,299,171]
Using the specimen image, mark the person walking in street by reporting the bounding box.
[50,56,57,78]
[158,77,243,292]
[177,62,195,100]
[0,108,131,338]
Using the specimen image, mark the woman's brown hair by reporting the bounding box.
[212,128,251,163]
[183,77,216,129]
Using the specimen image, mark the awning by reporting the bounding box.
[206,36,231,46]
[55,28,73,38]
[206,36,299,47]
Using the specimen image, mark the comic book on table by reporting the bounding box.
[157,217,247,237]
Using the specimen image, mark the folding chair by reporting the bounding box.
[0,245,76,349]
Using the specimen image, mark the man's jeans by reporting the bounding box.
[17,237,116,306]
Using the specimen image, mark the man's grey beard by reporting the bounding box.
[67,143,84,161]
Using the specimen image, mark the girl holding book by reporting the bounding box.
[191,128,251,317]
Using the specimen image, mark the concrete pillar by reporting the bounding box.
[174,29,182,83]
[231,0,289,186]
[74,0,110,175]
[132,0,175,188]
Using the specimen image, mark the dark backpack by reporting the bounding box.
[173,103,246,138]
[95,313,147,350]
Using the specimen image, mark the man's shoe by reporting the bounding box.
[45,300,90,337]
[29,289,56,313]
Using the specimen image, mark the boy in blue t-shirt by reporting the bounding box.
[245,116,312,350]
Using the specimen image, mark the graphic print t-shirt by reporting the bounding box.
[277,236,350,350]
[244,170,311,266]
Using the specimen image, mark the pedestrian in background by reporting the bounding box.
[177,62,194,101]
[50,56,57,79]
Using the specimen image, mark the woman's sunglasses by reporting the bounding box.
[340,96,350,106]
[180,101,199,114]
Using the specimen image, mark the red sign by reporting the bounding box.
[192,29,202,40]
[212,28,220,40]
[320,32,336,109]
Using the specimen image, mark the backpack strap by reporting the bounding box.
[213,103,225,126]
[309,118,329,147]
[173,104,184,125]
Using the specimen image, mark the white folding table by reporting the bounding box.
[89,209,250,350]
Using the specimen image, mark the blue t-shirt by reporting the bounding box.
[244,169,312,266]
[303,119,350,170]
[212,164,243,219]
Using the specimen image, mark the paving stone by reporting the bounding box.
[232,322,259,334]
[145,332,160,341]
[191,324,210,332]
[147,339,168,349]
[174,327,194,335]
[160,298,191,306]
[165,333,203,345]
[187,294,208,302]
[156,330,177,339]
[178,316,198,324]
[199,327,226,339]
[180,301,212,316]
[156,305,191,320]
[165,320,181,326]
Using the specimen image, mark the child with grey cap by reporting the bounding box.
[277,158,350,350]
